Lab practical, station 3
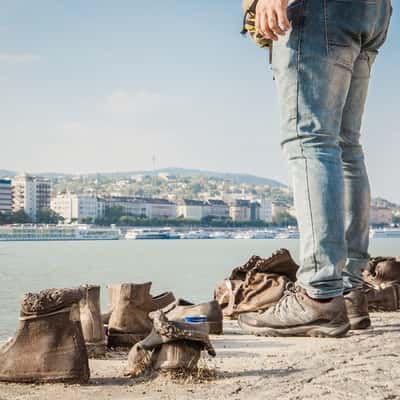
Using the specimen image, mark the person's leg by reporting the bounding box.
[273,0,362,299]
[340,0,392,328]
[340,52,374,293]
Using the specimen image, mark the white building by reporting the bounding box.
[177,199,208,221]
[105,196,148,217]
[104,196,176,220]
[207,199,230,220]
[0,179,12,214]
[258,198,273,223]
[146,198,176,219]
[51,193,104,223]
[12,174,51,220]
[229,199,251,222]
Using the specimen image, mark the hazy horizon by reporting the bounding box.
[1,1,399,201]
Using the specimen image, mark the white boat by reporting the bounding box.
[0,225,121,241]
[370,228,400,239]
[275,230,300,239]
[209,231,232,239]
[250,230,276,239]
[125,228,180,240]
[181,230,211,239]
[232,231,253,239]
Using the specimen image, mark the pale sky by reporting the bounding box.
[0,1,399,201]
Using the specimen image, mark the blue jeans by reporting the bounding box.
[272,0,392,298]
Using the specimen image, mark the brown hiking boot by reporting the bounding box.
[238,284,350,337]
[365,283,400,311]
[80,285,107,358]
[162,299,224,335]
[0,288,90,383]
[344,289,371,330]
[102,285,175,325]
[107,282,154,347]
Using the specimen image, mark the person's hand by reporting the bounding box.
[256,0,290,41]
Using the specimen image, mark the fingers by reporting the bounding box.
[255,1,291,41]
[256,9,278,41]
[269,11,285,36]
[276,5,291,31]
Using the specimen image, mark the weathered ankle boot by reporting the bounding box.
[366,283,400,311]
[102,285,175,325]
[0,288,90,383]
[80,285,106,358]
[127,311,216,376]
[107,282,154,347]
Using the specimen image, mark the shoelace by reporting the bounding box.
[273,282,306,316]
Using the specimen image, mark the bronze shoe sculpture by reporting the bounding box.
[107,282,155,347]
[102,284,175,325]
[215,249,299,319]
[0,288,90,383]
[163,299,223,335]
[127,311,216,376]
[80,285,107,358]
[363,256,400,311]
[366,256,400,285]
[365,282,400,311]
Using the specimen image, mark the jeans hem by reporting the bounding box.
[297,281,344,299]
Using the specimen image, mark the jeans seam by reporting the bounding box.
[296,0,318,274]
[323,0,329,57]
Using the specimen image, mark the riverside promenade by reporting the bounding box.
[1,313,399,400]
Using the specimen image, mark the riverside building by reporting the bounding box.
[12,174,51,220]
[0,179,12,214]
[229,199,251,222]
[177,199,207,220]
[104,196,177,219]
[177,199,230,221]
[51,193,105,223]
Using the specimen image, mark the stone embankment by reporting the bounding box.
[1,314,399,400]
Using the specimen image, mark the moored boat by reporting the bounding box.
[0,225,121,241]
[370,228,400,239]
[125,228,180,240]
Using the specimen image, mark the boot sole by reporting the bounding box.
[349,316,371,330]
[238,320,350,338]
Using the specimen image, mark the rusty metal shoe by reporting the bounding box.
[80,285,107,358]
[344,289,371,330]
[162,299,223,335]
[368,257,400,284]
[365,282,400,311]
[215,249,299,319]
[102,285,175,325]
[229,249,299,282]
[0,288,90,383]
[238,284,350,338]
[107,282,154,347]
[127,311,216,375]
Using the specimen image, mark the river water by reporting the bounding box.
[1,239,399,340]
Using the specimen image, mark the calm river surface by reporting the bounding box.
[1,239,399,340]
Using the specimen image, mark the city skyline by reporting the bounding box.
[0,1,399,201]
